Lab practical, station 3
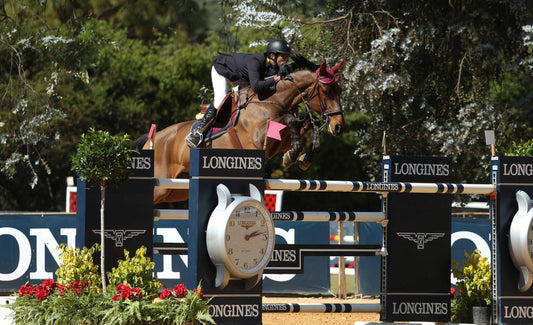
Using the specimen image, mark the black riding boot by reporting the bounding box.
[186,103,217,148]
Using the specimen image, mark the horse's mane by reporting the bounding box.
[289,55,319,72]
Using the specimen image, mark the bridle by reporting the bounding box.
[290,75,344,134]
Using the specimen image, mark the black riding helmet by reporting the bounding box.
[266,39,291,55]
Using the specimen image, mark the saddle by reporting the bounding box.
[192,90,244,147]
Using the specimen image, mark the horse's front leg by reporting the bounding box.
[282,115,302,168]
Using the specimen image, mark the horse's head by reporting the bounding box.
[311,60,345,136]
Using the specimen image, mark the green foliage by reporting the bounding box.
[451,250,491,323]
[506,139,533,156]
[55,244,102,293]
[71,128,133,187]
[149,286,215,325]
[107,246,162,299]
[5,250,212,325]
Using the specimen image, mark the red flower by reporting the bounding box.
[113,284,142,300]
[173,284,187,297]
[112,294,120,301]
[160,288,172,299]
[18,284,36,297]
[193,287,204,299]
[450,287,456,299]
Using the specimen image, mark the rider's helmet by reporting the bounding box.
[266,39,291,55]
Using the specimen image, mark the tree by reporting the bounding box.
[224,0,533,184]
[71,128,133,293]
[1,2,216,211]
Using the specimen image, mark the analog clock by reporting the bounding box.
[508,190,533,292]
[206,183,275,290]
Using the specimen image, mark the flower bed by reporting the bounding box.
[4,245,214,325]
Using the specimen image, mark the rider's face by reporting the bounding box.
[270,53,290,67]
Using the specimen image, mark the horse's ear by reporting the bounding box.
[331,59,345,74]
[318,60,328,76]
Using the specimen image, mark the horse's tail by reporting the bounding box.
[131,133,148,150]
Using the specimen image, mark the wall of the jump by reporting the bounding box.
[358,217,491,296]
[0,212,487,295]
[0,212,328,294]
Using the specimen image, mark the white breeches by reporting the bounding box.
[211,66,227,109]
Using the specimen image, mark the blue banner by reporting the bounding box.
[0,213,328,294]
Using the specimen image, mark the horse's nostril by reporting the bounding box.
[335,124,342,135]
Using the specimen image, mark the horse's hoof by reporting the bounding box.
[282,151,295,169]
[297,154,312,171]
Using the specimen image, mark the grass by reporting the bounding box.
[330,273,356,297]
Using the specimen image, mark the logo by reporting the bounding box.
[93,229,147,247]
[397,232,445,249]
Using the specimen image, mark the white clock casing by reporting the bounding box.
[206,183,275,290]
[508,190,533,292]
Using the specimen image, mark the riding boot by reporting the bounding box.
[186,103,217,148]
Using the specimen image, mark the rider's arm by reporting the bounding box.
[247,55,277,93]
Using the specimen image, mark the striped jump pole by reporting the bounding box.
[262,303,382,313]
[154,177,496,195]
[153,209,385,223]
[266,179,495,195]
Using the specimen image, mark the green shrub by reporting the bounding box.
[55,244,102,293]
[107,246,162,299]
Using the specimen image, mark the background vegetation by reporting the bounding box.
[1,0,532,211]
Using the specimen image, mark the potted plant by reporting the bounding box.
[71,128,134,293]
[451,249,491,324]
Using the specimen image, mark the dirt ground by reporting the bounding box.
[262,296,380,325]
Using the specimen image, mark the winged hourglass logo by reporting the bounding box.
[92,229,146,247]
[396,232,445,249]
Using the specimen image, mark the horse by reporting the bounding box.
[134,56,345,204]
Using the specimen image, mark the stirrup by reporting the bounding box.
[185,130,203,148]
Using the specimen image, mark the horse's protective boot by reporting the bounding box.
[186,103,216,148]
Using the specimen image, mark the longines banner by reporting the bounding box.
[0,214,328,294]
[492,156,533,324]
[382,155,452,323]
[76,150,154,274]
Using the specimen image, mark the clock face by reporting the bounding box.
[225,201,274,274]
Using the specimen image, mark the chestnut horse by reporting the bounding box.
[136,56,345,203]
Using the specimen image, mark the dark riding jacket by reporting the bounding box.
[212,53,279,94]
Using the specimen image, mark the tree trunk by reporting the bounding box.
[100,183,107,294]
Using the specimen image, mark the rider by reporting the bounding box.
[186,39,292,148]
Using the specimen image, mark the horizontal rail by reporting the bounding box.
[265,179,496,195]
[154,178,496,194]
[271,211,385,222]
[154,178,189,190]
[262,303,382,313]
[153,209,385,222]
[153,209,188,221]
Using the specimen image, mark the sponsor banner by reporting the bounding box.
[263,222,330,294]
[492,156,533,324]
[77,177,154,274]
[358,218,491,296]
[208,295,262,324]
[0,215,329,294]
[386,294,449,322]
[128,150,154,177]
[383,155,452,322]
[189,148,265,178]
[500,298,533,324]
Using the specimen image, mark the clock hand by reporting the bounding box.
[245,230,266,241]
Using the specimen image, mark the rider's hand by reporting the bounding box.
[278,64,289,78]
